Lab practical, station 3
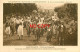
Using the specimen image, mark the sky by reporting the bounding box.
[36,3,64,9]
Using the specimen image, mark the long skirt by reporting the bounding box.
[5,26,10,35]
[17,25,23,37]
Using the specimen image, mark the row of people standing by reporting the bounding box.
[5,15,24,39]
[5,13,77,45]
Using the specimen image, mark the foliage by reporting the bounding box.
[3,3,37,15]
[54,3,77,21]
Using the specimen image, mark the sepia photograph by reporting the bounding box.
[3,3,78,46]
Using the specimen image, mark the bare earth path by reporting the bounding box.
[3,28,57,46]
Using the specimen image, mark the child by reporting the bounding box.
[10,22,15,36]
[5,22,11,37]
[46,26,52,42]
[17,22,23,39]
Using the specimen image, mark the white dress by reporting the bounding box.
[17,25,23,36]
[5,26,10,35]
[17,19,23,36]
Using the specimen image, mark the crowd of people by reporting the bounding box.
[4,11,77,45]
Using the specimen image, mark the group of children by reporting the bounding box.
[4,13,66,45]
[5,15,23,39]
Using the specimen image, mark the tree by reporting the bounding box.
[3,3,37,15]
[3,3,37,23]
[54,3,77,21]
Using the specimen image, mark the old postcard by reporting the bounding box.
[0,0,80,52]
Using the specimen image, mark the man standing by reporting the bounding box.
[58,22,65,45]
